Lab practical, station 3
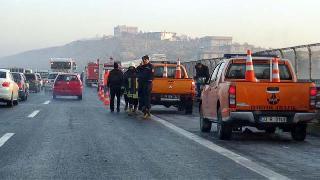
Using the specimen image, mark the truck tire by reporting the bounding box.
[199,104,211,132]
[291,124,307,141]
[78,95,82,100]
[53,94,57,99]
[265,127,276,134]
[185,100,193,114]
[13,99,19,106]
[217,107,232,140]
[7,94,14,107]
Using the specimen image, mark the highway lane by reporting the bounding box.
[154,106,320,179]
[0,88,264,179]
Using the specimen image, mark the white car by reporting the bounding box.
[0,69,19,107]
[44,72,59,91]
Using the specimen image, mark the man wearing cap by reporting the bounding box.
[137,55,153,118]
[107,62,124,113]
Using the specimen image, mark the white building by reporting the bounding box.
[114,25,139,37]
[142,32,177,41]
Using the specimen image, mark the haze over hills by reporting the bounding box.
[0,33,264,71]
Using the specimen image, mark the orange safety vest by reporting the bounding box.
[103,70,109,86]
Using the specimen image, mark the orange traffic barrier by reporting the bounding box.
[175,58,182,79]
[99,89,105,101]
[272,57,280,82]
[245,50,257,82]
[103,91,110,105]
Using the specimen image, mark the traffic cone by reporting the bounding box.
[245,50,257,82]
[272,57,280,82]
[103,91,110,105]
[98,86,102,97]
[99,89,105,101]
[175,58,182,79]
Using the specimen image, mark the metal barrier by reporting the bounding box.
[183,43,320,84]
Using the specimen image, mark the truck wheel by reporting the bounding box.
[199,105,211,132]
[291,124,307,141]
[265,127,276,134]
[78,95,82,100]
[53,94,57,99]
[217,107,232,140]
[13,99,19,106]
[185,101,193,114]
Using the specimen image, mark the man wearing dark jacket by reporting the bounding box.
[107,62,124,112]
[137,55,153,118]
[194,63,210,98]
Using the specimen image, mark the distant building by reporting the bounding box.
[198,36,233,59]
[114,25,138,37]
[141,31,177,41]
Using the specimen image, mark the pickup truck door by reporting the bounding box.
[207,63,225,120]
[202,63,221,118]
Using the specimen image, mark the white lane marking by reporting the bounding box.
[43,100,50,105]
[0,133,15,147]
[28,110,40,118]
[151,115,289,180]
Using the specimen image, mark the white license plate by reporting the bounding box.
[160,98,180,101]
[260,116,287,123]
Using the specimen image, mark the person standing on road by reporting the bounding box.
[194,63,210,98]
[136,62,144,111]
[123,63,139,114]
[107,62,123,113]
[138,55,153,118]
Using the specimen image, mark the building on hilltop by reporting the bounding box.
[198,36,233,59]
[114,25,139,37]
[139,31,177,41]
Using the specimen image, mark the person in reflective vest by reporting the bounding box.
[123,63,139,114]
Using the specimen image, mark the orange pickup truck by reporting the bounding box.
[200,53,318,141]
[151,61,196,114]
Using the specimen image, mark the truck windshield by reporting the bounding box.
[0,72,6,78]
[25,74,36,81]
[154,66,185,78]
[51,62,71,69]
[226,63,292,80]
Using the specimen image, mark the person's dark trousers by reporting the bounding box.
[124,94,129,109]
[110,87,121,112]
[141,82,152,113]
[196,82,201,98]
[138,81,144,110]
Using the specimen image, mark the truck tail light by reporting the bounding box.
[191,81,195,90]
[2,82,10,87]
[229,85,236,108]
[310,87,317,109]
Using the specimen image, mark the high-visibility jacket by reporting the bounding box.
[103,70,109,86]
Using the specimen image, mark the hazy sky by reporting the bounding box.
[0,0,319,57]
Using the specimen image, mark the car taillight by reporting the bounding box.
[310,87,317,109]
[2,82,10,87]
[229,85,236,108]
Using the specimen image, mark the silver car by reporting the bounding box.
[0,69,19,107]
[44,72,59,91]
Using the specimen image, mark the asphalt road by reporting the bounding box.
[0,87,319,179]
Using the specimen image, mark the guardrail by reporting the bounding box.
[182,43,320,85]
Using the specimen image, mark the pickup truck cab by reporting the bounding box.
[200,54,318,141]
[151,61,196,114]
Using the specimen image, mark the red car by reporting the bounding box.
[53,73,83,100]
